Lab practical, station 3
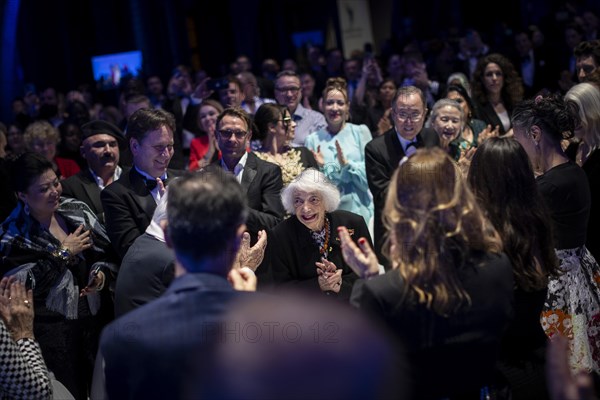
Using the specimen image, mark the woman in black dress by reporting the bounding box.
[339,148,514,398]
[512,94,600,374]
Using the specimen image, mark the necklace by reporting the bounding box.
[311,217,331,259]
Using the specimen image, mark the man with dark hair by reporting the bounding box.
[101,108,182,259]
[574,39,600,82]
[61,120,126,223]
[365,86,438,269]
[274,70,326,146]
[214,107,284,283]
[98,170,257,399]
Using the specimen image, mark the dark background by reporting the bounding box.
[0,0,598,122]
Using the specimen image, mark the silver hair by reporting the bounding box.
[281,168,340,214]
[427,98,465,126]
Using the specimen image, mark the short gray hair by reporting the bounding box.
[281,168,340,214]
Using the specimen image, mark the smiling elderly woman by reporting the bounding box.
[270,168,372,300]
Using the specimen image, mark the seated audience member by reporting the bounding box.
[271,168,370,301]
[188,99,223,171]
[444,84,492,148]
[217,76,244,109]
[24,120,80,179]
[0,152,117,400]
[274,70,326,147]
[574,39,600,82]
[469,137,560,399]
[253,103,318,185]
[427,98,466,160]
[0,277,53,399]
[101,108,183,260]
[61,120,126,224]
[340,148,514,399]
[6,121,29,159]
[98,169,259,399]
[237,71,275,115]
[114,187,267,317]
[57,121,86,169]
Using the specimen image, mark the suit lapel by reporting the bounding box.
[386,129,404,168]
[240,153,258,194]
[80,170,103,213]
[129,168,158,218]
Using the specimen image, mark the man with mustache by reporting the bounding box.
[61,120,128,224]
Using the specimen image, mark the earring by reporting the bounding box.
[24,202,30,215]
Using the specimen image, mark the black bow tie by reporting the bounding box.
[144,177,167,191]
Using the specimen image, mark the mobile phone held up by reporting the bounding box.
[207,77,229,91]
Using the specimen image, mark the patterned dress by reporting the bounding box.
[538,162,600,373]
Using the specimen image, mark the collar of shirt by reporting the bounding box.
[293,103,308,120]
[220,151,248,183]
[396,130,418,153]
[90,165,122,190]
[134,166,168,203]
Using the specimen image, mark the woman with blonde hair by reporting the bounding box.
[304,77,374,234]
[339,147,514,398]
[24,121,80,179]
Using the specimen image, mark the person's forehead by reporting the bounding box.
[277,76,300,86]
[395,94,423,108]
[220,115,248,129]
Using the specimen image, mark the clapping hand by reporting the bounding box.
[338,226,379,279]
[335,140,347,166]
[311,145,325,167]
[228,267,257,292]
[0,277,34,341]
[477,124,500,146]
[316,259,342,293]
[234,230,268,272]
[457,146,477,178]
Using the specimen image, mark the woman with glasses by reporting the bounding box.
[305,78,374,235]
[253,103,318,186]
[471,53,524,135]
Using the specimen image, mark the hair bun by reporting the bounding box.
[325,77,347,90]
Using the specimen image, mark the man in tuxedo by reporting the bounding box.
[101,108,182,259]
[61,120,126,223]
[365,86,438,268]
[512,30,558,97]
[214,107,285,283]
[98,170,257,399]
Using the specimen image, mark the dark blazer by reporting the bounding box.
[101,167,183,259]
[213,152,285,236]
[350,251,514,399]
[365,127,438,267]
[271,210,371,301]
[113,233,175,318]
[61,167,130,224]
[474,101,512,135]
[100,273,253,399]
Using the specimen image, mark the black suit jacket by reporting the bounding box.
[475,101,512,136]
[101,167,183,259]
[365,127,438,266]
[271,210,371,301]
[351,251,514,398]
[61,167,130,224]
[213,152,285,236]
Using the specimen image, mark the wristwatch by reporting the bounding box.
[53,247,73,263]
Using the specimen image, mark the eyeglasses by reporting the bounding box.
[218,129,248,140]
[293,195,321,208]
[395,112,423,122]
[275,86,300,94]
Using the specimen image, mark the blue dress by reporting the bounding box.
[305,123,374,229]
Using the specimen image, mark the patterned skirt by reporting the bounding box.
[540,246,600,373]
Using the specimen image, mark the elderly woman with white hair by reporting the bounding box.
[271,168,372,300]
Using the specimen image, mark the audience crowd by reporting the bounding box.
[2,7,600,399]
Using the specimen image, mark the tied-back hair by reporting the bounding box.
[383,148,502,316]
[468,137,559,291]
[511,93,579,143]
[254,103,289,142]
[9,152,54,194]
[322,77,349,103]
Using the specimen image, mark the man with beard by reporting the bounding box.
[61,120,127,224]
